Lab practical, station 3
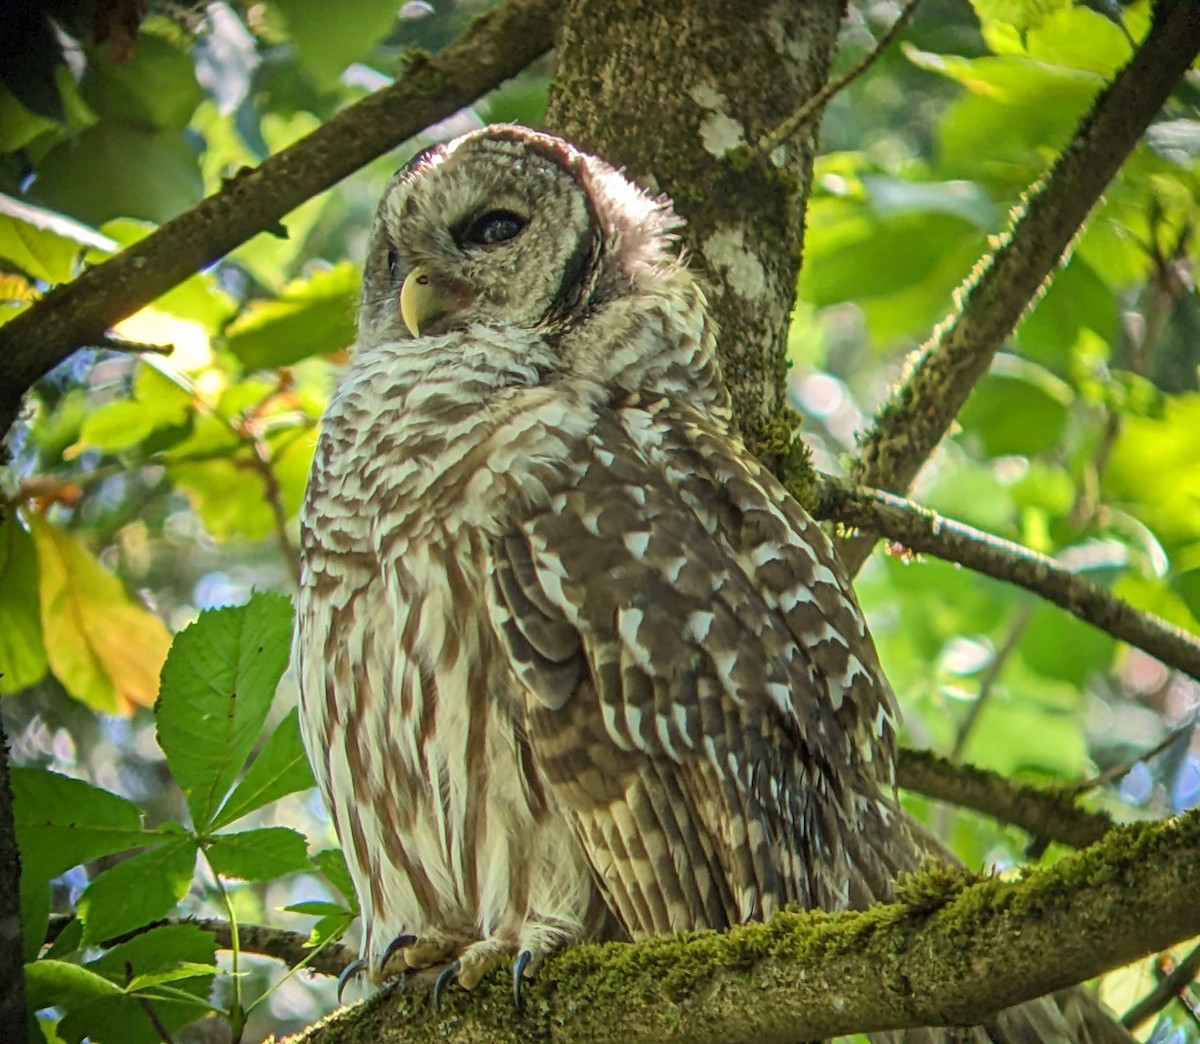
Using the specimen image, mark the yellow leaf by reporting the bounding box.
[27,513,171,714]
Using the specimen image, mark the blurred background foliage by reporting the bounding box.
[0,0,1198,1040]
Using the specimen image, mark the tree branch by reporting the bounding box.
[836,0,1200,575]
[1123,940,1200,1030]
[812,477,1200,683]
[0,0,562,445]
[896,748,1113,851]
[296,810,1200,1043]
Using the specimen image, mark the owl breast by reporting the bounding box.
[296,334,607,976]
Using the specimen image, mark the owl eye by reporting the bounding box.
[461,210,527,248]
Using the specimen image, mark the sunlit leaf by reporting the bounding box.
[68,359,195,457]
[155,592,295,831]
[205,826,310,880]
[225,261,358,370]
[0,193,115,282]
[212,708,315,830]
[0,516,48,694]
[28,513,172,713]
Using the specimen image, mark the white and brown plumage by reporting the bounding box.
[296,124,1127,1041]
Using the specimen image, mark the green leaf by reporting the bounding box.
[11,768,151,881]
[958,354,1073,457]
[67,925,218,1044]
[44,918,82,961]
[1017,602,1117,686]
[273,0,404,87]
[205,826,310,881]
[81,33,203,132]
[126,962,219,992]
[211,708,315,830]
[78,838,197,945]
[308,910,356,949]
[69,361,194,456]
[155,592,295,831]
[0,193,115,283]
[971,0,1070,35]
[29,123,204,226]
[225,262,359,370]
[0,516,48,694]
[313,847,358,912]
[25,961,122,1011]
[283,900,351,917]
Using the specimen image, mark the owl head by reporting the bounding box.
[358,124,684,348]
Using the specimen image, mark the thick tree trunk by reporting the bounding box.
[546,0,845,440]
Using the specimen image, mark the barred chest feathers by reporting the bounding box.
[297,324,617,979]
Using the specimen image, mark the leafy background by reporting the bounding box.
[0,0,1198,1041]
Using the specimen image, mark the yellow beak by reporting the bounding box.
[400,266,453,337]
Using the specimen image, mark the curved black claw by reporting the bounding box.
[336,958,365,1004]
[380,933,418,975]
[433,959,461,1011]
[512,949,532,1009]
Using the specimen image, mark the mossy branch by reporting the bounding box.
[811,477,1200,682]
[0,0,562,445]
[896,748,1114,851]
[836,1,1200,575]
[290,810,1200,1043]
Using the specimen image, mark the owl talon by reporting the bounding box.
[433,959,461,1011]
[380,933,418,979]
[336,958,365,1004]
[512,949,532,1009]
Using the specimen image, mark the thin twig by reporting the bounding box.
[136,997,177,1044]
[94,336,174,356]
[1076,718,1196,793]
[812,476,1200,682]
[757,0,923,155]
[950,605,1033,762]
[1123,941,1200,1030]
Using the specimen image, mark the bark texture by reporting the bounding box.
[546,0,845,439]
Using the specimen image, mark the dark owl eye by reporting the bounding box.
[386,248,399,275]
[461,210,527,248]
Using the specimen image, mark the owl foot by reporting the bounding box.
[427,938,541,1009]
[378,929,464,982]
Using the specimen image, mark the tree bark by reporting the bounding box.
[0,717,26,1044]
[546,0,845,440]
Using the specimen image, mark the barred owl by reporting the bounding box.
[296,124,1127,1041]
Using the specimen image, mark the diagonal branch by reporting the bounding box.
[813,478,1200,682]
[896,748,1113,851]
[836,1,1200,576]
[0,0,561,445]
[296,810,1200,1043]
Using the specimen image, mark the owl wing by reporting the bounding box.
[486,393,906,936]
